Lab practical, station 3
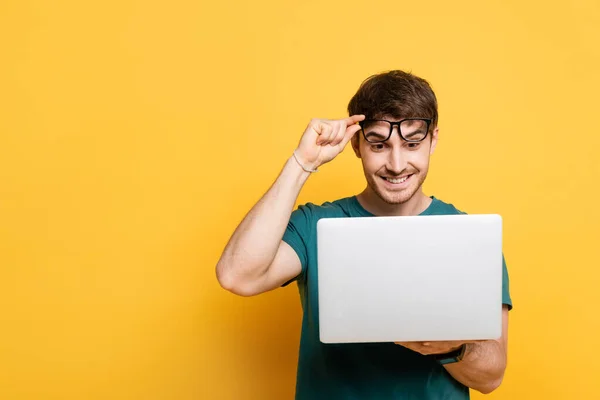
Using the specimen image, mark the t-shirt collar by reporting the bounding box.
[351,195,439,217]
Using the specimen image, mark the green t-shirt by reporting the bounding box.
[282,196,513,400]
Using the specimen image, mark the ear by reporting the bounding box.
[429,127,439,155]
[351,133,362,158]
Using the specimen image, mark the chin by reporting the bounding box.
[377,189,417,205]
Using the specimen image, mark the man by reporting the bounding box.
[216,70,512,399]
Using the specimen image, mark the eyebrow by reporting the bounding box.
[365,131,388,137]
[403,130,425,139]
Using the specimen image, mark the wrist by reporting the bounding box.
[433,344,468,365]
[284,154,312,185]
[292,150,319,173]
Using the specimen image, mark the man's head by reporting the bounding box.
[347,70,439,205]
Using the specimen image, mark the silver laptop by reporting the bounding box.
[317,214,503,344]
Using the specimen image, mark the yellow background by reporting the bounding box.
[1,0,599,398]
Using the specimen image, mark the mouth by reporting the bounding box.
[380,174,413,187]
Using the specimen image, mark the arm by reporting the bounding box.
[216,115,365,296]
[443,305,509,394]
[216,156,309,296]
[396,305,509,394]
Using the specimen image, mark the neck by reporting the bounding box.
[356,187,432,217]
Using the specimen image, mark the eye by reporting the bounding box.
[406,142,421,149]
[370,143,386,151]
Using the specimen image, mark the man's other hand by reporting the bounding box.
[395,341,474,355]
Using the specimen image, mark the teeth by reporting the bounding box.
[386,175,410,184]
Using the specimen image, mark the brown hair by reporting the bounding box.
[347,70,438,128]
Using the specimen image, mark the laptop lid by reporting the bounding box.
[316,214,503,344]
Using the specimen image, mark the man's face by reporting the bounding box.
[351,117,438,205]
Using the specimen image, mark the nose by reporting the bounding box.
[387,145,407,174]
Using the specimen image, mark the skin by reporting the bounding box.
[350,117,439,216]
[216,115,509,394]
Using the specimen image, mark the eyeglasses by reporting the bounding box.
[358,118,432,143]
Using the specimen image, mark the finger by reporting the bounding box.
[344,114,365,125]
[395,342,431,355]
[331,121,346,146]
[316,122,333,145]
[338,123,362,148]
[395,342,420,348]
[322,122,336,145]
[312,120,327,137]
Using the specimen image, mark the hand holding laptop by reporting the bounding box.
[396,340,476,355]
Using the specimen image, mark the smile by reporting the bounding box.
[382,174,412,184]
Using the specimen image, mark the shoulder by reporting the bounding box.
[428,196,468,216]
[286,197,356,243]
[294,196,357,219]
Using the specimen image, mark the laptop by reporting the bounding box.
[316,214,503,344]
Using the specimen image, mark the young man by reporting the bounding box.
[216,70,512,399]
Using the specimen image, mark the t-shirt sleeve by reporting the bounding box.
[281,204,312,287]
[502,254,513,310]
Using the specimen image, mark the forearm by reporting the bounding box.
[216,155,309,285]
[444,341,506,394]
